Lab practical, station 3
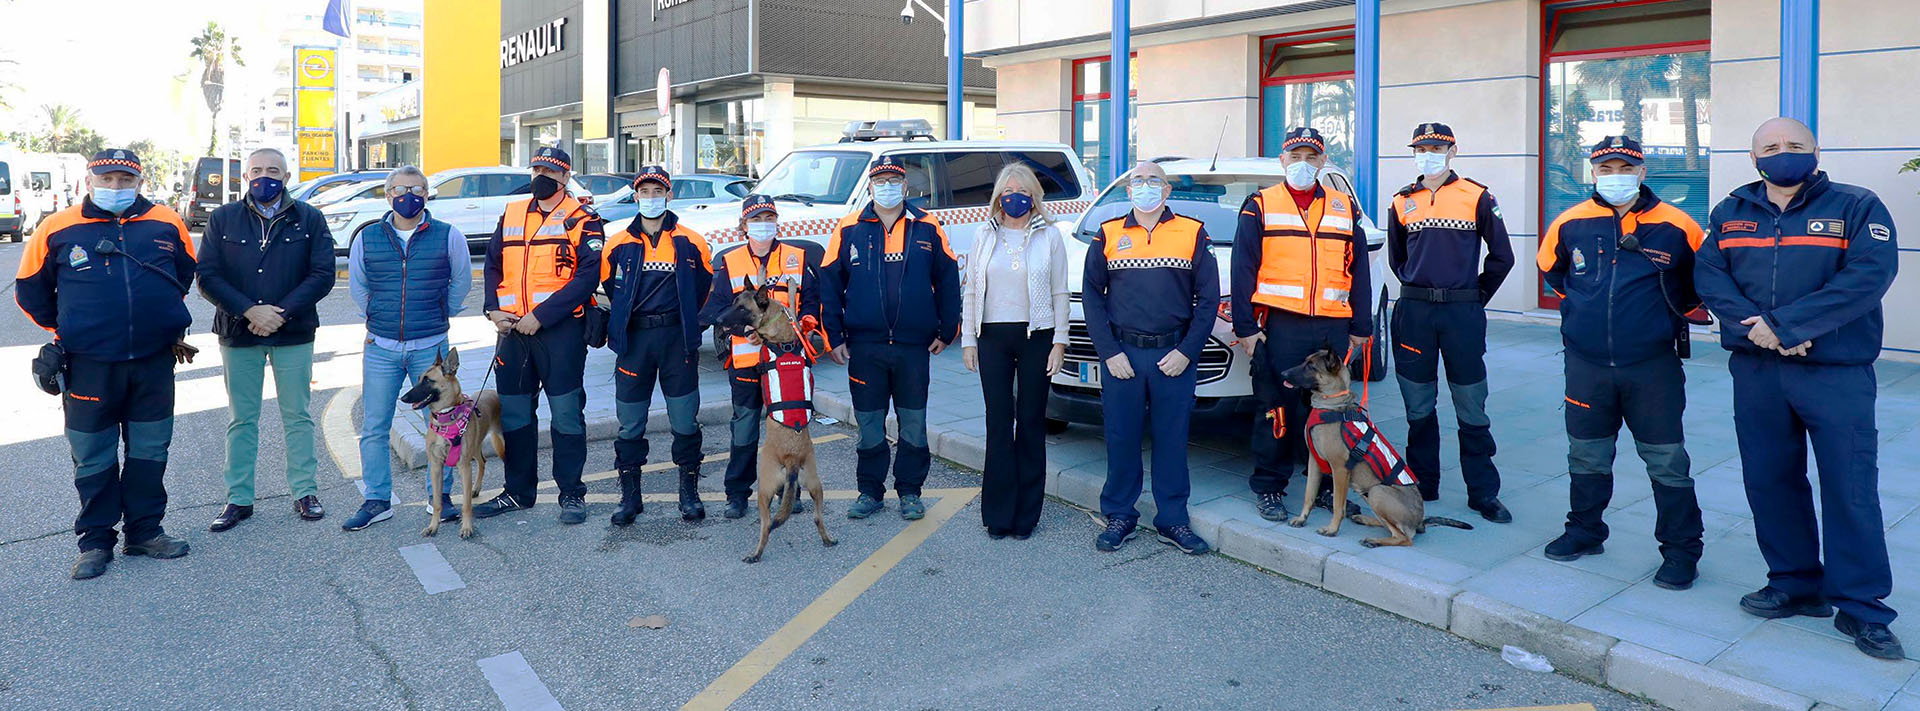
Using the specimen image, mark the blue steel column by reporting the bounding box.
[948,0,965,140]
[1779,0,1818,135]
[1355,0,1380,216]
[1109,0,1131,180]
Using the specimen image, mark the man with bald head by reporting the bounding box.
[1082,161,1219,555]
[1695,116,1902,659]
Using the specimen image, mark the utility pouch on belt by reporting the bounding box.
[583,301,611,349]
[32,342,67,396]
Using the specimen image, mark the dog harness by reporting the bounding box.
[430,397,475,467]
[759,340,814,431]
[1305,407,1418,487]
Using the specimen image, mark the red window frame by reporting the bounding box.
[1536,0,1709,309]
[1072,54,1137,179]
[1257,26,1356,157]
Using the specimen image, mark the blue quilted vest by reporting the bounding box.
[362,215,454,342]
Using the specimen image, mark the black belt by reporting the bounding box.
[631,311,680,329]
[1118,329,1179,349]
[1400,286,1480,303]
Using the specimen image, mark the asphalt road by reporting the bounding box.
[0,240,1655,711]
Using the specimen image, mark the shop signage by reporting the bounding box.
[500,17,568,68]
[652,0,696,20]
[379,87,422,123]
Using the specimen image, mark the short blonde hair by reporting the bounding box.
[986,162,1051,225]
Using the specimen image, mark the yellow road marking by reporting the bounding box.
[680,488,980,711]
[397,433,853,507]
[323,386,363,479]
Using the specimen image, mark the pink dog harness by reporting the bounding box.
[430,398,475,467]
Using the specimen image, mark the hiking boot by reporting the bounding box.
[472,493,530,519]
[1095,516,1137,552]
[898,495,925,521]
[1543,533,1604,561]
[1836,611,1906,660]
[611,470,643,527]
[71,549,111,580]
[209,504,252,532]
[122,533,189,559]
[557,494,588,525]
[1654,557,1698,591]
[1157,525,1212,555]
[722,497,749,519]
[678,470,706,521]
[341,500,393,532]
[1740,586,1834,619]
[847,494,884,520]
[1256,492,1290,522]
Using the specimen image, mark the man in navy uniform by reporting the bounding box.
[1695,117,1902,659]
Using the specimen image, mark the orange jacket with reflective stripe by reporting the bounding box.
[699,240,823,369]
[484,196,605,322]
[1234,182,1368,323]
[14,198,197,361]
[1385,172,1514,298]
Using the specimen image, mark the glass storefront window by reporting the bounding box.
[792,96,947,150]
[1542,0,1710,307]
[696,98,766,177]
[1259,33,1356,172]
[1073,56,1138,186]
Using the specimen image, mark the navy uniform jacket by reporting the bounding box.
[1082,208,1220,361]
[1386,171,1514,301]
[15,197,196,362]
[819,202,962,348]
[1695,172,1898,366]
[599,210,713,358]
[1540,186,1704,367]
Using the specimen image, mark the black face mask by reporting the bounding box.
[531,175,562,200]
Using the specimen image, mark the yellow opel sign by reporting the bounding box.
[294,48,335,88]
[292,46,338,180]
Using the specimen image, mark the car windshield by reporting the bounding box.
[1073,172,1275,245]
[311,180,381,206]
[751,150,868,205]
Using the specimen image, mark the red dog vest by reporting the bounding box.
[759,340,814,430]
[1305,408,1418,487]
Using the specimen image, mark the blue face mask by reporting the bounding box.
[1756,151,1818,188]
[1595,174,1641,206]
[391,193,426,219]
[91,187,137,214]
[249,176,284,204]
[1413,150,1449,177]
[637,196,668,219]
[1128,182,1166,214]
[872,182,905,209]
[999,193,1034,219]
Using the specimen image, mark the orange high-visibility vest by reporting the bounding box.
[1248,184,1358,318]
[496,196,594,317]
[722,242,811,369]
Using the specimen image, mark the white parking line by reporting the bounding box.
[477,651,565,711]
[396,543,466,595]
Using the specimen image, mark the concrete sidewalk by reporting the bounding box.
[386,317,1920,711]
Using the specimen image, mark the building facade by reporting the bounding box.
[269,0,425,168]
[500,0,999,177]
[966,0,1920,355]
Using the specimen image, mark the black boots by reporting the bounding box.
[678,469,706,521]
[611,469,644,526]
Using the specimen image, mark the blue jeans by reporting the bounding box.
[359,341,455,503]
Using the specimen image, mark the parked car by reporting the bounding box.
[0,159,19,242]
[575,173,632,197]
[288,170,391,203]
[309,178,388,208]
[321,166,590,255]
[1046,158,1390,429]
[592,173,757,224]
[610,119,1096,276]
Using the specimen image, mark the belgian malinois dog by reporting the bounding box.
[399,348,504,539]
[1282,348,1472,547]
[717,285,836,563]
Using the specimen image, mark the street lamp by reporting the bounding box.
[898,0,964,141]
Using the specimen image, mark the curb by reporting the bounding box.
[389,401,733,471]
[860,399,1821,711]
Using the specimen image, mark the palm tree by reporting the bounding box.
[189,22,245,155]
[1673,53,1709,170]
[1575,55,1673,140]
[42,104,82,145]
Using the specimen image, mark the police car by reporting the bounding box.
[1048,158,1390,428]
[607,119,1097,268]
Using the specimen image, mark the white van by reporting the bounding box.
[0,159,19,242]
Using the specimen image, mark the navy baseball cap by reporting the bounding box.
[633,165,672,190]
[741,194,778,220]
[868,155,906,179]
[1409,122,1457,148]
[89,149,142,176]
[1589,135,1645,166]
[1281,127,1327,155]
[532,146,572,172]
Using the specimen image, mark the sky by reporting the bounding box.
[0,0,325,154]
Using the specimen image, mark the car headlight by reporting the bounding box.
[325,212,355,232]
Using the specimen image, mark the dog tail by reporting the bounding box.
[1422,516,1474,531]
[770,469,801,529]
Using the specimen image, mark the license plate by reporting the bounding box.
[1077,362,1101,385]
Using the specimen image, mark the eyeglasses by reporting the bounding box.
[1127,177,1168,189]
[386,185,428,197]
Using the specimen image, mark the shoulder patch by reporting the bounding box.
[1869,223,1892,241]
[1463,177,1490,190]
[587,238,604,252]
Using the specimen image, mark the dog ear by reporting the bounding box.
[444,347,460,376]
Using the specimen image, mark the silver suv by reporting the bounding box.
[322,166,589,255]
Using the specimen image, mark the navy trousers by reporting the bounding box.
[1730,352,1894,624]
[613,321,703,475]
[849,342,932,500]
[1391,299,1500,504]
[65,351,177,552]
[1249,311,1352,497]
[1562,353,1702,563]
[497,314,588,503]
[1098,343,1196,530]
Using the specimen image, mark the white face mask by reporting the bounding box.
[1128,182,1166,214]
[1595,174,1641,206]
[1285,160,1320,191]
[745,221,778,243]
[871,182,905,209]
[1413,151,1450,177]
[637,196,668,219]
